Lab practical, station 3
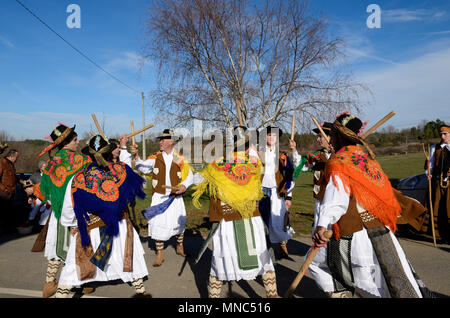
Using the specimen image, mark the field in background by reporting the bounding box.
[134,151,427,238]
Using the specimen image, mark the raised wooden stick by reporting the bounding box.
[130,121,137,146]
[284,230,333,298]
[422,143,437,247]
[89,131,96,137]
[91,113,105,138]
[127,123,155,139]
[290,115,296,140]
[361,111,396,139]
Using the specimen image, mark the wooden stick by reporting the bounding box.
[290,115,296,140]
[422,143,437,247]
[89,131,96,137]
[130,121,136,146]
[91,113,105,138]
[284,230,333,298]
[312,117,334,154]
[361,111,396,139]
[126,123,155,139]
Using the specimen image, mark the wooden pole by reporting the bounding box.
[141,92,146,160]
[127,123,155,139]
[89,131,96,137]
[91,113,106,139]
[361,111,396,139]
[422,143,437,247]
[284,230,333,298]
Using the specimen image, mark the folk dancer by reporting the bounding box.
[131,129,194,267]
[53,135,150,297]
[257,126,299,258]
[192,126,279,298]
[33,124,91,297]
[313,112,431,298]
[300,122,351,297]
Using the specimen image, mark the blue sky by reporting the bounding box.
[1,0,449,140]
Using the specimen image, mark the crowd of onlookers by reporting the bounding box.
[0,146,47,236]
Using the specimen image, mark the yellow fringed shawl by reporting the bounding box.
[192,152,263,219]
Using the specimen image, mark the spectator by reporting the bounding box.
[0,149,19,233]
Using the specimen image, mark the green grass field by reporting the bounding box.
[133,151,426,237]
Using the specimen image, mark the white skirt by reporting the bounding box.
[147,193,187,241]
[308,228,423,298]
[266,189,294,243]
[58,219,148,287]
[210,216,275,281]
[44,212,61,261]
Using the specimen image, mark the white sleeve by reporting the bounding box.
[60,177,78,228]
[427,144,436,176]
[317,175,350,228]
[181,168,194,189]
[135,158,156,174]
[119,149,133,167]
[291,151,301,169]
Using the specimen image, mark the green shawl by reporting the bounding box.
[41,149,91,219]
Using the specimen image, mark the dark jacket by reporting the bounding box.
[0,158,16,199]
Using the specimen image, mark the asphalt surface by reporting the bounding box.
[0,228,449,299]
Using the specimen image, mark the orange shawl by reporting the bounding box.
[325,145,401,233]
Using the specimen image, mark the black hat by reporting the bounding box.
[312,122,333,135]
[157,128,182,141]
[81,135,114,168]
[334,112,363,136]
[262,126,283,137]
[38,123,76,158]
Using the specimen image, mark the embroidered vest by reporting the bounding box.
[333,197,384,239]
[260,150,290,197]
[151,153,182,195]
[209,196,261,222]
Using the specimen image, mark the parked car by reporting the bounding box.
[394,173,428,206]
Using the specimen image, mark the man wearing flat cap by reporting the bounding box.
[131,129,194,267]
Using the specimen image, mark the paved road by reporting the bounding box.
[0,230,449,298]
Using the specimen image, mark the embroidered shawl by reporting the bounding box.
[192,152,263,219]
[325,145,401,232]
[40,149,91,219]
[71,162,146,247]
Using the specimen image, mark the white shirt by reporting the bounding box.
[427,143,450,180]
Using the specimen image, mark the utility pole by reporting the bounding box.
[141,92,146,160]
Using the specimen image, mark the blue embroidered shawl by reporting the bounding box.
[71,162,146,248]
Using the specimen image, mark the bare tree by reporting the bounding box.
[142,0,366,131]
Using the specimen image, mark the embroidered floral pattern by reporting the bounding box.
[332,146,385,187]
[213,157,259,185]
[72,163,127,202]
[45,150,91,188]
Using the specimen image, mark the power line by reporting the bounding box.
[15,0,139,94]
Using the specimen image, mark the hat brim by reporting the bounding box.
[312,127,331,135]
